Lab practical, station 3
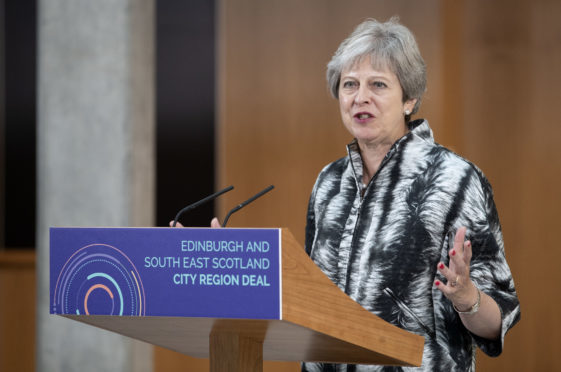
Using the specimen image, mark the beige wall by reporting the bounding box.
[210,0,561,371]
[0,251,35,372]
[458,1,561,370]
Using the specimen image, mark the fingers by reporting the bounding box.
[435,226,474,301]
[169,219,222,228]
[449,242,471,274]
[436,262,466,296]
[453,226,467,253]
[448,227,472,272]
[436,262,457,286]
[463,240,472,265]
[434,278,455,296]
[435,262,465,300]
[210,217,222,228]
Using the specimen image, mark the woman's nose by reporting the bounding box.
[354,85,370,104]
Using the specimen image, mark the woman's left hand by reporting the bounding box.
[435,226,479,312]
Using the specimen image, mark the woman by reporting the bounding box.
[302,18,520,371]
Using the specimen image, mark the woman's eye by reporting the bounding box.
[342,81,357,88]
[372,81,387,88]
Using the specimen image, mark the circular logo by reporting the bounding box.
[52,244,145,316]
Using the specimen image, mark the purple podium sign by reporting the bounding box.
[50,228,281,320]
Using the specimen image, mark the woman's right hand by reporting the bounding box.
[169,218,222,228]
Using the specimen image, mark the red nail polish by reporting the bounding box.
[451,250,456,256]
[435,280,440,286]
[438,263,444,269]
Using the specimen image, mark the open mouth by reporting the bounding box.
[354,112,373,120]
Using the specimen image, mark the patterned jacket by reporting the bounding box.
[302,120,520,371]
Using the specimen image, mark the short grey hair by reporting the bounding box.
[327,17,426,116]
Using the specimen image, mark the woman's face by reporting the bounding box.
[338,57,416,149]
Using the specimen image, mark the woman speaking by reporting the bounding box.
[302,17,520,371]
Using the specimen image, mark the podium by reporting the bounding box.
[50,227,424,371]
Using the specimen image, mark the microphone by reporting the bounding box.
[222,185,275,227]
[172,185,234,227]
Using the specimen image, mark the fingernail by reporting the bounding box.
[451,250,456,256]
[435,280,440,286]
[438,263,444,270]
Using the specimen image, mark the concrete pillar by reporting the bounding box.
[36,1,154,371]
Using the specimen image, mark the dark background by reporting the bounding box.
[156,0,215,229]
[1,0,216,247]
[3,0,37,247]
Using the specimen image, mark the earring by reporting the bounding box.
[404,110,411,115]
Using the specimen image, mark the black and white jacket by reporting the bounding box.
[302,120,520,371]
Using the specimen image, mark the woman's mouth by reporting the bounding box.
[354,112,374,121]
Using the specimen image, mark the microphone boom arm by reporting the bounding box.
[222,185,275,227]
[172,185,234,227]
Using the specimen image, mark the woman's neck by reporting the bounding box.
[359,142,392,184]
[358,123,409,184]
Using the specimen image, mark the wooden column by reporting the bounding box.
[209,333,264,372]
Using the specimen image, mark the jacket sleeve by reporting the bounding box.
[464,170,521,357]
[305,177,319,257]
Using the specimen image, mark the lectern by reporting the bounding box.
[50,227,424,371]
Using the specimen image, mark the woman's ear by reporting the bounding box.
[404,98,417,114]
